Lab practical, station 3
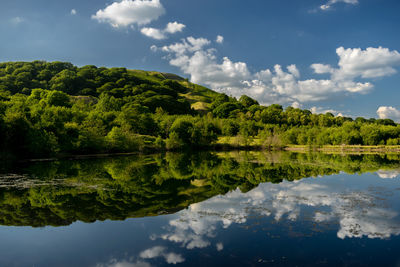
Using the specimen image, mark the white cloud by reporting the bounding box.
[216,35,224,44]
[216,243,224,251]
[310,106,339,115]
[154,37,398,105]
[320,0,359,10]
[141,27,166,40]
[291,101,302,109]
[160,36,211,55]
[92,0,165,28]
[334,47,400,79]
[71,9,77,15]
[165,22,186,34]
[308,107,350,117]
[377,106,400,122]
[140,21,185,40]
[311,63,334,74]
[287,64,300,78]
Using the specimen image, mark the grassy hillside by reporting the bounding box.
[127,69,219,112]
[0,61,220,114]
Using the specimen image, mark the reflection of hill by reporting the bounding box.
[0,152,399,227]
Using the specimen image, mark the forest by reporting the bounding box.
[0,61,399,158]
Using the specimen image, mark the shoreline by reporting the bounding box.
[284,145,400,153]
[0,144,399,164]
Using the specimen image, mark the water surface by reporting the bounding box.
[0,152,400,266]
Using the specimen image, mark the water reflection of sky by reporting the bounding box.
[99,172,400,266]
[1,171,400,266]
[376,169,400,179]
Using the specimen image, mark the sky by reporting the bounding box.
[1,0,400,121]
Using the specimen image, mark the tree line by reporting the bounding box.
[0,61,399,158]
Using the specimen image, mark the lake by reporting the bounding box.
[0,151,400,266]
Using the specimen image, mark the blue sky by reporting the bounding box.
[1,0,400,120]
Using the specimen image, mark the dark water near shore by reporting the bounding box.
[0,151,400,266]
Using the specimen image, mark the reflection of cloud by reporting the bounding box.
[140,246,165,259]
[320,0,358,11]
[96,259,151,267]
[376,170,400,179]
[140,246,184,264]
[150,176,400,250]
[164,253,184,265]
[337,207,399,239]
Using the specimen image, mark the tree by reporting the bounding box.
[49,69,78,93]
[213,102,242,118]
[239,95,259,108]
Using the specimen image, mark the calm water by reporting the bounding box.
[0,151,400,266]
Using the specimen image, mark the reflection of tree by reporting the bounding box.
[0,152,399,227]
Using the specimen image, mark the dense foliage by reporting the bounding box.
[0,61,399,158]
[1,151,399,227]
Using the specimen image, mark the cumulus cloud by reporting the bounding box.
[140,21,185,40]
[153,37,399,105]
[291,101,303,109]
[310,106,340,115]
[320,0,359,10]
[334,47,400,79]
[92,0,165,28]
[141,27,166,40]
[216,35,224,44]
[311,63,334,74]
[159,36,211,55]
[71,9,77,15]
[377,106,400,122]
[165,22,186,34]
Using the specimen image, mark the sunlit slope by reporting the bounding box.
[129,69,220,111]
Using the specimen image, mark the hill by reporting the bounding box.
[0,61,399,159]
[0,61,219,114]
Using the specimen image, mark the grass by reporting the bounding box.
[285,144,400,153]
[216,136,265,147]
[128,70,221,111]
[191,101,210,111]
[128,70,166,83]
[216,136,400,153]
